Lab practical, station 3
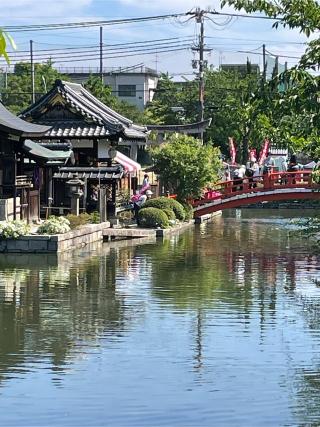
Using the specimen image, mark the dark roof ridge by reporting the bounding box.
[20,83,59,119]
[62,80,133,126]
[20,79,147,140]
[62,80,147,133]
[62,81,123,130]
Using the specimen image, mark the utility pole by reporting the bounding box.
[262,43,267,83]
[188,8,211,142]
[198,10,205,124]
[30,40,35,104]
[100,26,103,84]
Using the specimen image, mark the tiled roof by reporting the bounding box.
[0,102,50,137]
[23,139,71,161]
[20,80,148,141]
[35,121,110,138]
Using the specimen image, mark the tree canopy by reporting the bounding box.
[220,0,320,157]
[146,69,278,162]
[151,134,222,201]
[145,1,319,162]
[2,61,66,114]
[1,65,148,124]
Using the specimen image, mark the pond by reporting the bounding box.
[0,209,319,426]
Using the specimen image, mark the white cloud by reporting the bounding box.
[1,0,311,74]
[2,0,93,23]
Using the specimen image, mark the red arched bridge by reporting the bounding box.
[192,170,320,217]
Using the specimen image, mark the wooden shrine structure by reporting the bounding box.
[20,80,148,216]
[0,102,71,221]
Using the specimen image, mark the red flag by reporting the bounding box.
[228,137,236,165]
[258,139,270,166]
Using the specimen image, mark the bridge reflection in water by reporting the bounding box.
[193,170,320,216]
[0,215,319,426]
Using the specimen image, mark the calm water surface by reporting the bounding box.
[0,209,320,426]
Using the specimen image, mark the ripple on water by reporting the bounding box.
[0,211,319,426]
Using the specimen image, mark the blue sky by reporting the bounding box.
[2,0,310,78]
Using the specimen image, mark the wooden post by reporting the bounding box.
[106,181,117,219]
[263,173,270,190]
[99,187,107,222]
[27,188,31,224]
[13,186,17,220]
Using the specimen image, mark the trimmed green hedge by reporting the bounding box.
[143,197,185,221]
[162,208,176,221]
[138,207,169,229]
[66,212,100,229]
[181,203,194,220]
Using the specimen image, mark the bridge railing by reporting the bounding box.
[192,170,315,207]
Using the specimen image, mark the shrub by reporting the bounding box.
[138,207,169,229]
[37,216,70,235]
[181,202,194,220]
[0,220,30,239]
[162,208,176,221]
[312,167,320,185]
[90,211,100,224]
[65,212,100,229]
[144,197,185,221]
[170,199,186,221]
[66,213,91,229]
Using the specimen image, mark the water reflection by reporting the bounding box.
[0,211,319,426]
[0,239,155,384]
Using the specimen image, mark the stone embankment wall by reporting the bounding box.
[0,222,110,253]
[243,200,320,209]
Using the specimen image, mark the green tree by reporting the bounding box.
[147,69,276,162]
[143,74,202,127]
[220,0,320,157]
[2,60,66,114]
[151,134,222,201]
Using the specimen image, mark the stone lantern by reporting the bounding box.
[66,174,84,216]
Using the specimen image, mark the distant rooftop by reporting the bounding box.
[0,64,159,76]
[54,65,159,76]
[220,64,260,75]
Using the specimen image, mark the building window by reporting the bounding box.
[118,85,136,97]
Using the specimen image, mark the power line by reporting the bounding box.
[2,10,281,33]
[7,36,194,54]
[6,38,194,60]
[237,49,301,59]
[0,46,192,65]
[209,10,279,21]
[205,35,306,45]
[3,13,186,32]
[1,43,192,64]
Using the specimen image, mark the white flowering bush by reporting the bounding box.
[0,220,31,239]
[37,216,71,235]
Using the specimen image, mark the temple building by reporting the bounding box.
[0,102,71,221]
[20,79,148,162]
[19,80,148,217]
